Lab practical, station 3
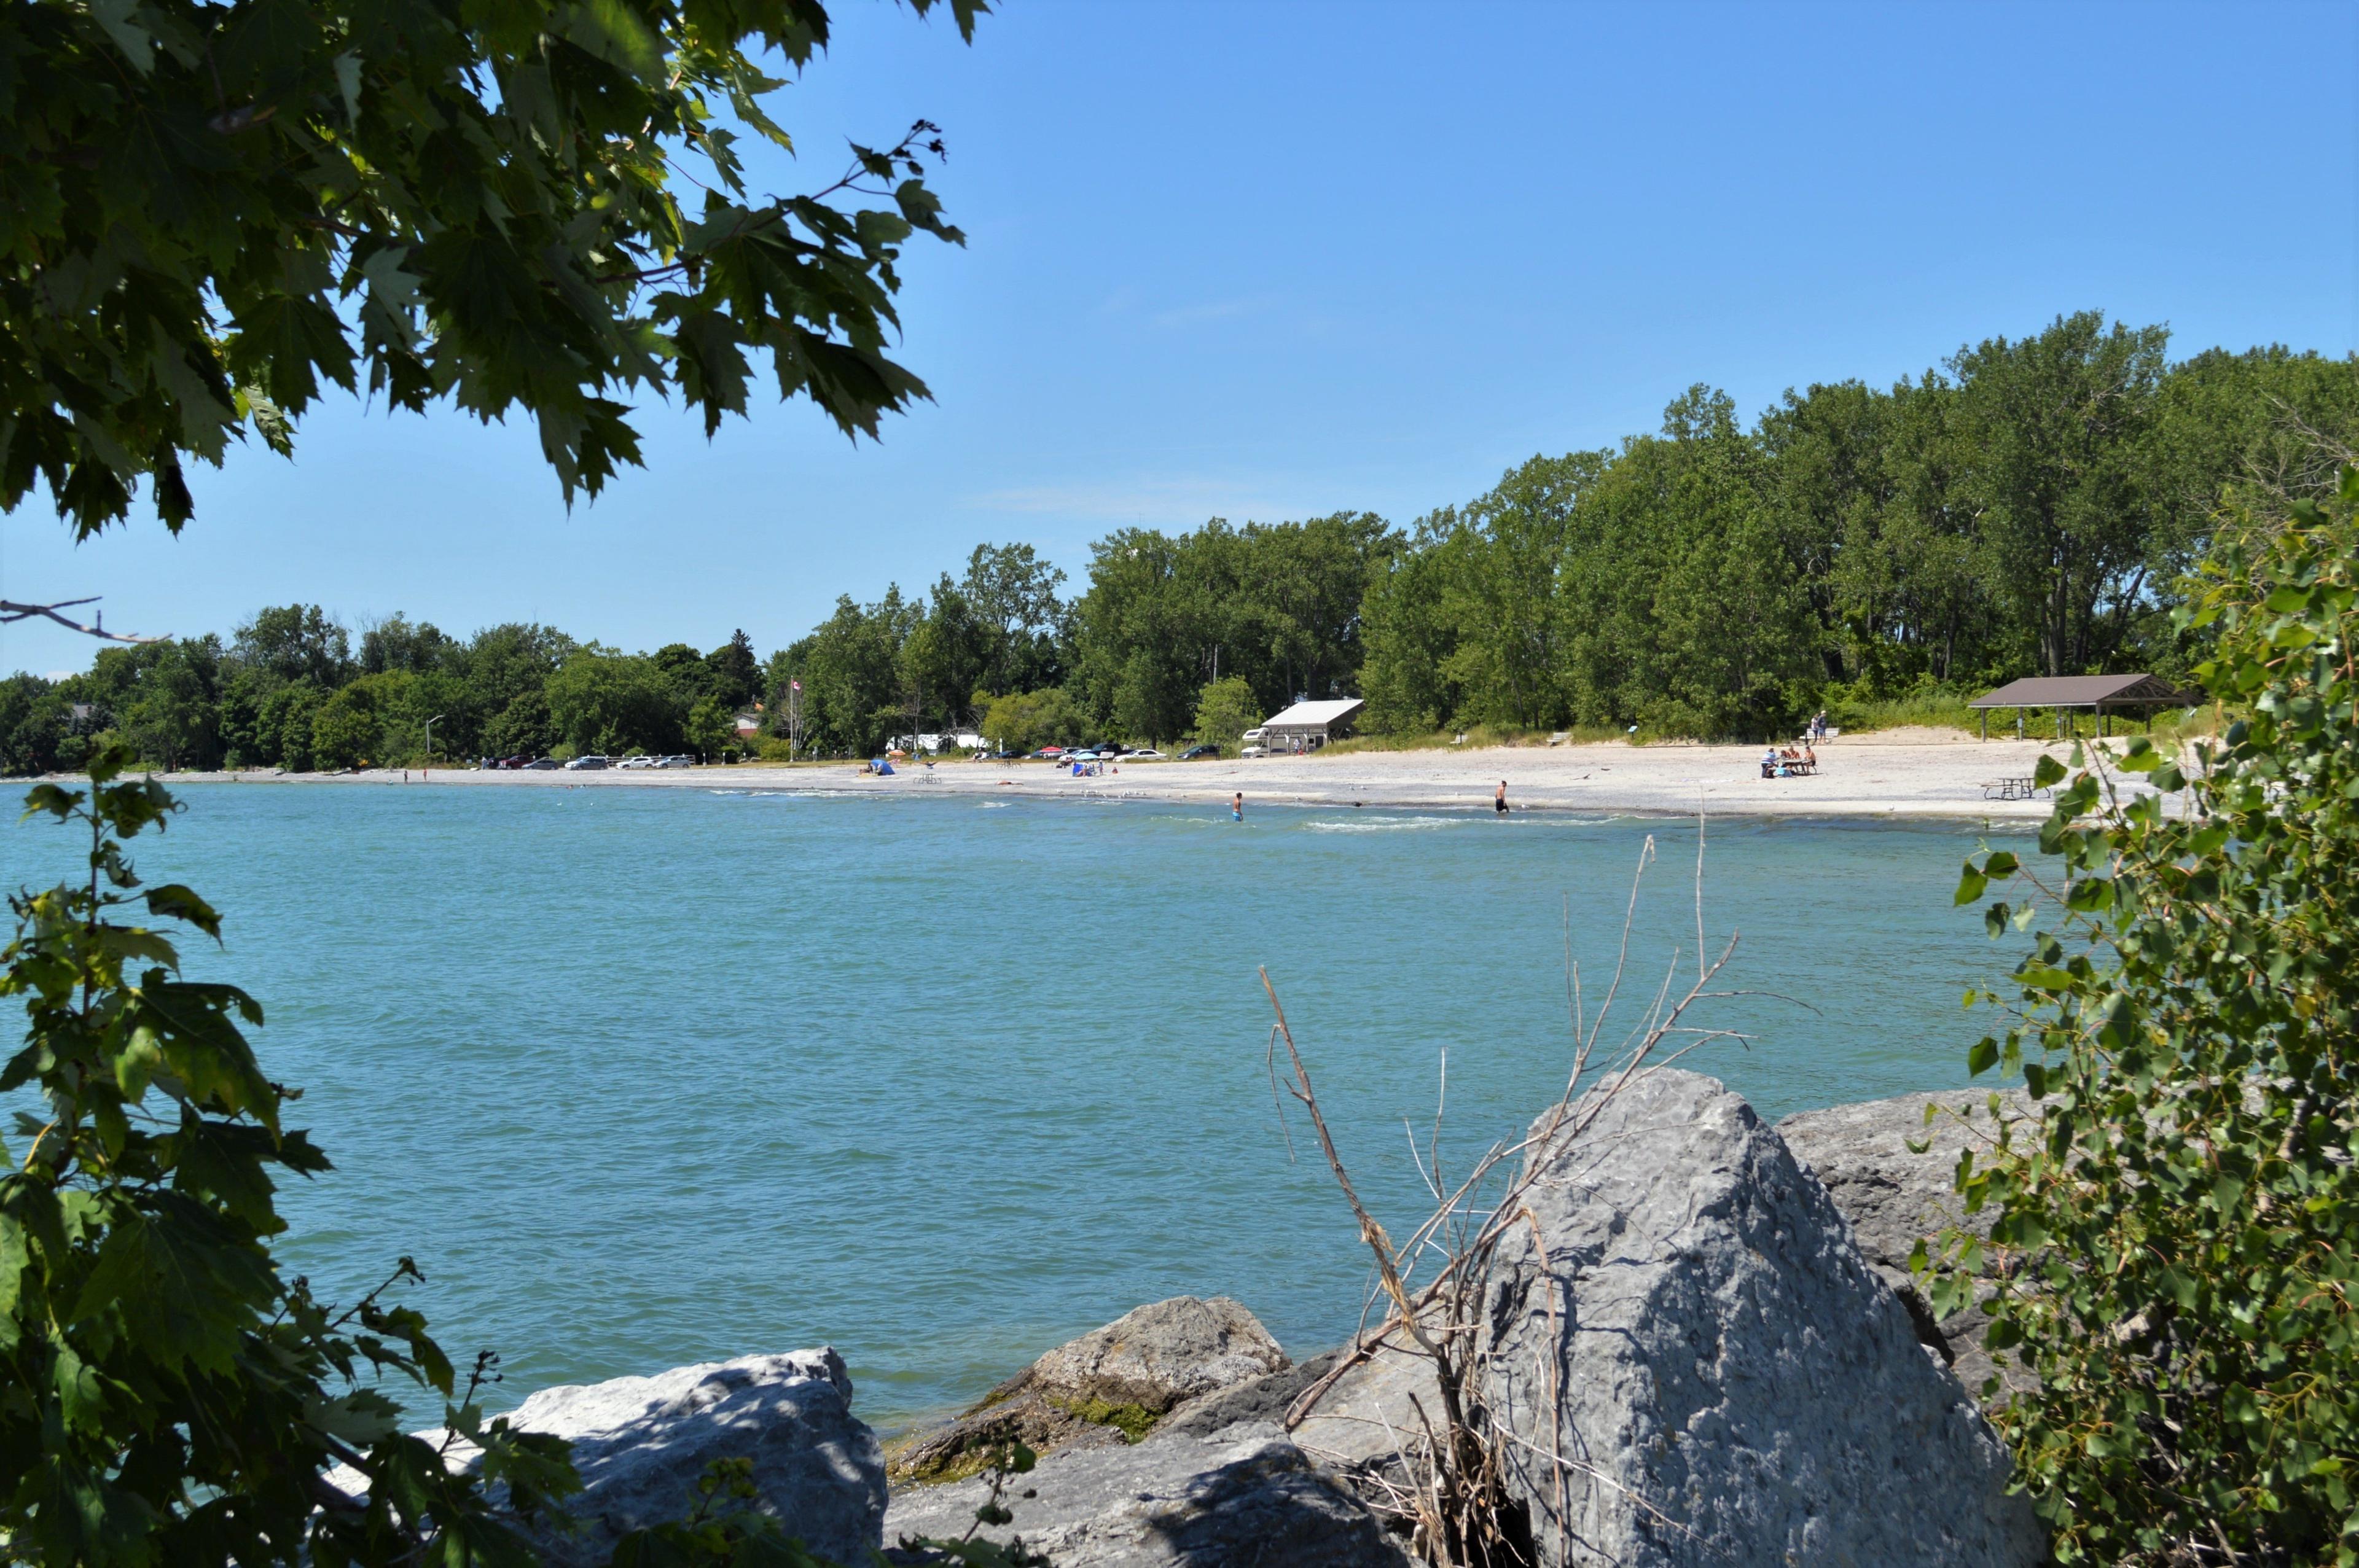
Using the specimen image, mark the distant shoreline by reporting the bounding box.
[138,729,2143,823]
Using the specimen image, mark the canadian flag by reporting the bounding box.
[791,680,802,692]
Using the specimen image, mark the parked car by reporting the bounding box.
[522,758,561,770]
[1178,744,1223,760]
[658,755,695,768]
[1240,744,1269,759]
[564,754,610,770]
[496,754,533,770]
[616,755,658,770]
[1124,749,1165,760]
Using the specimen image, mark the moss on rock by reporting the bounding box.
[1052,1396,1160,1442]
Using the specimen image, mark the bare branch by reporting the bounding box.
[0,597,164,644]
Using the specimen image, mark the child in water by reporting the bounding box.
[1232,792,1243,821]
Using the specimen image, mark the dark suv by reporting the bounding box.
[1178,744,1223,760]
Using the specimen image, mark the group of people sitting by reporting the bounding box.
[1761,743,1819,779]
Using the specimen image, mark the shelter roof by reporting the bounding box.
[1968,674,2194,709]
[1263,698,1368,729]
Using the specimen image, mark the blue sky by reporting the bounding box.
[5,0,2353,676]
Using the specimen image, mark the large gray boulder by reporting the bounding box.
[1777,1087,2041,1404]
[442,1350,885,1565]
[891,1297,1289,1484]
[884,1422,1410,1567]
[1480,1069,2043,1567]
[1010,1295,1293,1414]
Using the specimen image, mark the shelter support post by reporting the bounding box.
[1981,710,1988,741]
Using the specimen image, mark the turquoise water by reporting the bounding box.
[0,784,2029,1428]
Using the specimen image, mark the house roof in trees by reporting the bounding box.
[1969,674,2197,709]
[1262,698,1368,733]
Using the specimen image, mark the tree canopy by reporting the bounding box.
[2,0,982,536]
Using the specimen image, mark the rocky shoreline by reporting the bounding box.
[420,1074,2048,1566]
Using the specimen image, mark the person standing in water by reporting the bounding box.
[1232,792,1243,822]
[1495,780,1508,814]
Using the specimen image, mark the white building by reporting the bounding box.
[1258,698,1366,751]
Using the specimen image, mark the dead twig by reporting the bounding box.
[0,597,163,644]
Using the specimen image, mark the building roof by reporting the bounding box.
[1968,674,2196,709]
[1262,698,1368,730]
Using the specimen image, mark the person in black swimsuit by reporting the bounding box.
[1495,780,1508,814]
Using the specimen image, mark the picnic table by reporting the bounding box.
[1981,776,2043,801]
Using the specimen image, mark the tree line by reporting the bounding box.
[6,313,2352,773]
[0,611,766,774]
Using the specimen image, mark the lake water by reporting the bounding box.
[0,782,2031,1429]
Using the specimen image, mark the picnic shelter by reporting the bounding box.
[1968,674,2198,739]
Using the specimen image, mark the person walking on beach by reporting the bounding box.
[1495,780,1509,815]
[1232,791,1243,822]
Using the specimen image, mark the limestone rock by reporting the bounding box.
[1003,1295,1292,1414]
[1777,1086,2042,1403]
[464,1350,883,1566]
[1481,1069,2043,1567]
[883,1422,1410,1567]
[892,1298,1289,1485]
[1164,1349,1341,1438]
[887,1389,1134,1486]
[1286,1336,1443,1474]
[1773,1086,2031,1273]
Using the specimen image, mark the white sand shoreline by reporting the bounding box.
[146,727,2156,823]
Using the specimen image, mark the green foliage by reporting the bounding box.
[3,0,984,536]
[359,615,458,677]
[301,669,453,770]
[960,544,1071,698]
[687,698,735,760]
[0,676,76,776]
[1925,468,2359,1562]
[0,748,577,1563]
[1188,677,1261,752]
[1070,513,1401,741]
[310,675,390,770]
[235,606,354,688]
[976,688,1080,754]
[706,633,764,714]
[546,647,693,757]
[1950,314,2178,679]
[778,590,920,757]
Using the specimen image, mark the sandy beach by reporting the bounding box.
[170,726,2164,821]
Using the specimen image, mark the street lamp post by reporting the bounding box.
[424,714,443,774]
